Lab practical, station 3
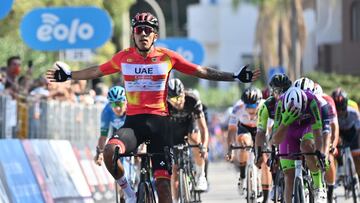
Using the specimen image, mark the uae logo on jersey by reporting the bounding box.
[127,58,133,62]
[151,57,157,62]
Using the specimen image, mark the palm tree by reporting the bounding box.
[232,0,314,81]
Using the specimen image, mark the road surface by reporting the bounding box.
[201,161,353,203]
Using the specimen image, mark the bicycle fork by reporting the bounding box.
[292,160,305,203]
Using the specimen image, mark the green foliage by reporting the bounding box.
[196,85,241,108]
[0,0,134,80]
[305,71,360,104]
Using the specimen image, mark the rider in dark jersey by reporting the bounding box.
[166,78,209,201]
[332,88,360,178]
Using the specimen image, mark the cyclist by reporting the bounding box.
[294,78,333,156]
[313,83,339,202]
[331,88,360,177]
[94,86,127,166]
[255,73,292,202]
[225,86,263,195]
[92,86,130,201]
[270,86,326,203]
[166,78,209,202]
[46,12,260,203]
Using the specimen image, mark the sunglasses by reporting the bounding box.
[270,88,283,95]
[111,101,125,108]
[169,95,183,103]
[134,26,155,35]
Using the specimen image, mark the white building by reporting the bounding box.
[187,0,258,88]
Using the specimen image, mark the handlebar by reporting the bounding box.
[262,145,326,172]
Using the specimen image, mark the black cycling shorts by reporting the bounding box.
[237,123,257,142]
[108,114,172,177]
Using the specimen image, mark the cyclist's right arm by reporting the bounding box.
[270,100,289,145]
[73,49,128,80]
[72,66,104,80]
[255,101,269,148]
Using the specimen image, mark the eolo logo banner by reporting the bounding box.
[20,7,113,51]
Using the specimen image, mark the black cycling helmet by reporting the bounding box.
[168,78,184,98]
[269,73,292,92]
[331,88,348,111]
[131,12,159,31]
[241,87,262,105]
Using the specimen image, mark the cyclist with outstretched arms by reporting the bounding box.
[332,88,360,177]
[166,78,209,202]
[270,87,326,203]
[46,12,260,203]
[225,87,263,195]
[255,73,292,203]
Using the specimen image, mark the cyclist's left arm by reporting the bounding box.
[169,49,256,82]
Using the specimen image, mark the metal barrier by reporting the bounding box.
[0,95,101,144]
[0,95,17,138]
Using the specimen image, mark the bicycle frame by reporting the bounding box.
[339,146,360,202]
[172,143,203,203]
[266,146,324,203]
[229,144,260,203]
[113,146,168,203]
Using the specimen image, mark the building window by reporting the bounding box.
[351,1,360,41]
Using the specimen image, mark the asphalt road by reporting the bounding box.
[201,161,354,203]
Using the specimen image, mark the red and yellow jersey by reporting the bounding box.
[99,47,200,116]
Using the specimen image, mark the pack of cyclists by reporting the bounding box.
[45,11,360,203]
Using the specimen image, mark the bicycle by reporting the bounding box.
[336,145,360,203]
[115,156,139,203]
[171,142,204,203]
[228,144,262,203]
[265,145,326,203]
[262,146,284,203]
[112,145,170,203]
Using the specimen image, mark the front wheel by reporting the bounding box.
[246,165,257,203]
[273,170,285,203]
[179,169,191,203]
[293,177,305,203]
[137,182,156,203]
[347,158,360,203]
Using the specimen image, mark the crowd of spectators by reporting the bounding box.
[0,55,110,106]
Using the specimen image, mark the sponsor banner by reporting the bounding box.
[20,6,112,51]
[0,176,10,203]
[0,139,44,203]
[49,140,93,200]
[0,0,13,20]
[22,140,54,203]
[84,147,115,200]
[156,38,205,65]
[74,146,107,201]
[29,139,79,200]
